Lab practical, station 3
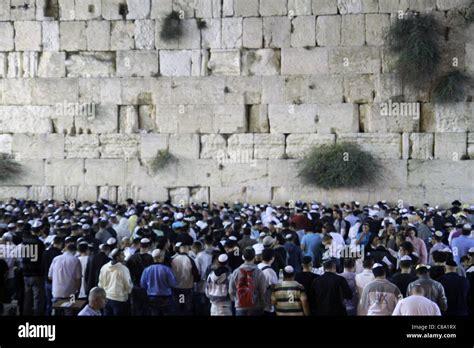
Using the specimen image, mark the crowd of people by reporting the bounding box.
[0,197,473,316]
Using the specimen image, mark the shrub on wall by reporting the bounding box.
[160,11,183,41]
[0,154,23,182]
[149,149,176,174]
[432,70,472,103]
[298,143,380,189]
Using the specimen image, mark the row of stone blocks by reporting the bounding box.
[0,157,472,205]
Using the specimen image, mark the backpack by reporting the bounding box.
[236,268,257,308]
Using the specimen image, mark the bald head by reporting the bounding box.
[88,287,107,310]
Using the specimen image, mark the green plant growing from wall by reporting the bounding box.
[386,12,442,85]
[196,18,207,29]
[0,154,23,182]
[432,70,472,103]
[149,149,176,174]
[160,11,183,41]
[298,143,380,189]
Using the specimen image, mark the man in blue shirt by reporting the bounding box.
[140,249,176,315]
[451,224,474,265]
[301,229,322,267]
[78,287,107,316]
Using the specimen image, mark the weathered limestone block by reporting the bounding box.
[363,103,420,133]
[60,21,87,51]
[27,186,53,201]
[373,74,403,103]
[176,160,222,186]
[224,76,262,104]
[126,0,150,19]
[45,159,83,186]
[140,133,169,158]
[201,19,222,49]
[190,187,210,204]
[246,186,272,203]
[116,50,159,77]
[99,134,139,159]
[85,159,126,186]
[210,186,246,204]
[42,21,59,51]
[111,21,135,50]
[38,52,66,78]
[343,75,374,103]
[86,21,111,51]
[136,186,169,202]
[436,0,472,10]
[125,158,177,188]
[316,15,341,46]
[14,21,41,51]
[31,78,78,105]
[468,133,474,158]
[434,132,467,160]
[341,15,365,46]
[169,187,191,206]
[0,187,28,200]
[222,18,243,49]
[286,134,336,158]
[227,134,254,160]
[11,0,35,20]
[409,133,434,160]
[281,48,329,75]
[378,0,401,12]
[99,78,122,104]
[242,49,280,76]
[98,186,118,202]
[0,106,53,133]
[74,104,118,134]
[243,17,263,48]
[0,0,10,20]
[12,134,64,159]
[119,105,139,133]
[267,160,300,187]
[259,0,287,15]
[121,78,153,104]
[7,52,39,78]
[291,16,316,47]
[159,50,193,76]
[399,0,436,12]
[312,0,338,14]
[337,0,378,13]
[200,134,227,159]
[221,162,268,186]
[0,23,14,51]
[135,20,155,50]
[366,14,390,46]
[338,133,402,159]
[65,135,100,158]
[408,160,473,189]
[169,77,225,105]
[175,105,214,133]
[169,134,200,159]
[59,0,75,20]
[421,103,474,132]
[150,0,172,18]
[208,49,240,75]
[329,47,381,74]
[0,54,5,78]
[138,105,156,131]
[101,0,124,19]
[254,134,285,159]
[0,134,12,156]
[288,0,312,15]
[263,17,291,48]
[234,0,259,16]
[316,104,359,133]
[0,79,32,105]
[75,0,101,19]
[117,185,140,203]
[214,104,247,133]
[467,43,474,73]
[284,75,343,104]
[249,104,269,133]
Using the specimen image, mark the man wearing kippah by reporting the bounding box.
[271,266,309,316]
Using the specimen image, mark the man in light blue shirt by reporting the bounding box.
[78,287,106,316]
[451,224,474,265]
[301,230,322,266]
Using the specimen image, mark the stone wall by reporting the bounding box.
[0,0,473,205]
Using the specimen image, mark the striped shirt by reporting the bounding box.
[271,280,306,316]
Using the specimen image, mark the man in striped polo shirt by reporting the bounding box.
[271,266,310,316]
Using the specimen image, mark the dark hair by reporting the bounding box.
[78,243,88,253]
[344,258,355,269]
[243,247,255,261]
[400,260,412,269]
[416,266,429,275]
[302,255,312,265]
[372,265,386,277]
[52,236,63,246]
[399,241,414,254]
[66,243,77,253]
[362,256,374,269]
[431,250,447,263]
[242,227,251,236]
[283,269,294,278]
[323,259,336,270]
[262,248,275,262]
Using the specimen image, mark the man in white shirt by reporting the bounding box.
[355,257,375,315]
[392,284,441,316]
[258,248,279,315]
[48,243,82,303]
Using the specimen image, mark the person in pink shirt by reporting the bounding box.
[406,226,428,265]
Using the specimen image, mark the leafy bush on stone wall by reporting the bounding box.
[432,70,472,103]
[149,149,176,174]
[0,154,22,182]
[298,143,380,189]
[160,11,183,41]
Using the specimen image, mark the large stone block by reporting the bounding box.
[45,159,84,186]
[234,0,259,16]
[119,105,138,134]
[0,22,14,51]
[338,133,402,159]
[0,106,53,133]
[42,21,59,51]
[0,0,10,20]
[86,21,111,51]
[31,78,79,105]
[267,159,300,187]
[135,19,155,49]
[85,159,126,186]
[214,104,247,133]
[434,132,467,160]
[224,76,262,104]
[222,18,243,49]
[27,186,53,201]
[316,15,341,46]
[60,21,86,51]
[254,134,285,159]
[249,104,269,132]
[176,160,222,186]
[0,79,33,105]
[169,187,190,206]
[281,48,329,75]
[75,0,101,19]
[169,134,200,159]
[139,133,169,158]
[38,52,66,78]
[373,74,403,103]
[291,16,316,48]
[366,14,390,46]
[200,134,227,159]
[337,0,379,13]
[126,0,150,19]
[100,78,122,104]
[329,47,381,74]
[243,17,263,48]
[263,16,291,48]
[65,134,100,158]
[221,161,268,186]
[168,77,225,105]
[66,52,115,77]
[259,0,287,16]
[286,134,336,158]
[74,104,118,134]
[1,159,44,186]
[116,50,159,77]
[242,49,280,76]
[14,21,41,51]
[341,14,365,46]
[210,186,246,204]
[139,105,156,131]
[288,0,312,15]
[312,0,338,14]
[59,0,75,20]
[159,50,193,76]
[408,160,473,189]
[363,102,420,133]
[175,105,215,133]
[101,0,124,19]
[111,21,135,50]
[7,52,39,78]
[201,18,222,49]
[343,75,374,103]
[468,133,474,158]
[12,134,64,159]
[0,186,28,200]
[208,49,240,76]
[99,134,140,159]
[284,75,343,104]
[227,134,254,161]
[421,103,474,132]
[409,133,434,160]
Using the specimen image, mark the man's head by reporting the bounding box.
[462,224,472,236]
[140,238,151,252]
[242,246,255,263]
[110,248,124,263]
[361,223,370,233]
[445,259,458,273]
[65,243,76,254]
[302,255,312,269]
[343,258,355,272]
[261,248,275,264]
[411,283,425,297]
[322,233,333,248]
[399,241,414,256]
[151,248,165,263]
[52,236,63,249]
[362,256,374,270]
[88,287,107,310]
[283,265,295,280]
[372,263,386,278]
[415,264,430,276]
[323,258,337,272]
[431,250,447,264]
[399,255,412,271]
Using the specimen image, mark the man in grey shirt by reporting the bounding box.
[407,264,448,312]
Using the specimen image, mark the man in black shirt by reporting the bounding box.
[429,250,447,281]
[22,227,45,316]
[311,258,352,315]
[438,259,470,315]
[295,256,319,315]
[42,236,63,315]
[389,256,417,296]
[84,244,111,295]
